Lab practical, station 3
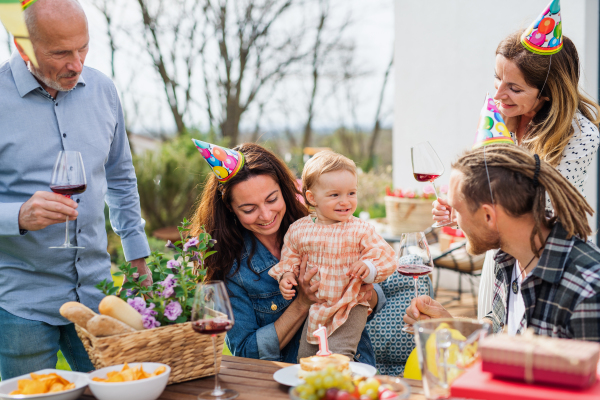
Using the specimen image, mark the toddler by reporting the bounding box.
[268,151,396,361]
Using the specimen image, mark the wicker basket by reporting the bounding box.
[76,322,225,384]
[384,196,433,235]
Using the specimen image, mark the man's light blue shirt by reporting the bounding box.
[0,52,150,325]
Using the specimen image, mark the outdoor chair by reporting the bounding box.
[432,241,485,315]
[366,269,433,376]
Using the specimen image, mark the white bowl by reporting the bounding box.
[0,369,88,400]
[87,363,170,400]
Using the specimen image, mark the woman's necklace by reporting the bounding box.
[512,254,537,294]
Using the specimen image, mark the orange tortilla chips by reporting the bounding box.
[10,372,76,395]
[92,363,166,383]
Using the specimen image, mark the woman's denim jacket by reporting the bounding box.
[225,231,387,366]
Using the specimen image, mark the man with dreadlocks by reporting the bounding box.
[404,144,600,341]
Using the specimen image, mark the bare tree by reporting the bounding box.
[3,26,13,55]
[365,52,393,171]
[90,0,118,79]
[135,0,206,135]
[301,0,351,149]
[199,0,308,145]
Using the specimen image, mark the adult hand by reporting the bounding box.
[432,198,453,225]
[18,191,78,231]
[129,258,152,287]
[403,295,452,326]
[296,255,322,309]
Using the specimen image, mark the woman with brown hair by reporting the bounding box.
[434,27,600,319]
[190,142,385,365]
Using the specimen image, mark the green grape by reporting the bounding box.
[305,374,317,386]
[323,375,334,388]
[306,395,318,400]
[365,388,378,400]
[313,377,323,389]
[325,365,336,375]
[316,388,326,399]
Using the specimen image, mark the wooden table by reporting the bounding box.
[78,356,426,400]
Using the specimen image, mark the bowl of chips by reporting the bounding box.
[87,362,170,400]
[0,369,88,400]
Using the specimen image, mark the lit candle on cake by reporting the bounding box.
[313,324,332,356]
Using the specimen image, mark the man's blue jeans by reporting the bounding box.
[0,306,94,380]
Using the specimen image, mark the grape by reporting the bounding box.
[359,396,371,400]
[317,388,326,399]
[323,375,334,388]
[305,375,317,386]
[306,395,318,400]
[314,377,323,389]
[365,388,378,400]
[335,390,351,400]
[325,388,339,400]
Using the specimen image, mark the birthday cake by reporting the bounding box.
[299,354,350,379]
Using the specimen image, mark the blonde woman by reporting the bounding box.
[433,31,600,319]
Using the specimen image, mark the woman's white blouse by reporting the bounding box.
[478,112,599,321]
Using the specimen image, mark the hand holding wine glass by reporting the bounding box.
[411,141,454,227]
[49,151,86,249]
[191,281,238,400]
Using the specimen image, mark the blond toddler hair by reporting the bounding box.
[301,150,356,206]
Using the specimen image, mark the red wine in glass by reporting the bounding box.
[398,232,433,334]
[192,282,238,400]
[50,184,87,196]
[192,319,233,335]
[411,141,454,227]
[413,173,440,183]
[49,151,86,249]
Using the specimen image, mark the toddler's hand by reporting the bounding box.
[280,272,298,300]
[346,261,370,281]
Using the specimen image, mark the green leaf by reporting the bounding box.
[203,251,216,259]
[113,271,124,276]
[174,254,179,261]
[174,241,182,246]
[186,297,195,308]
[108,287,119,296]
[138,274,148,282]
[174,286,185,297]
[175,316,187,324]
[122,282,136,289]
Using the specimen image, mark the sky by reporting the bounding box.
[0,0,394,137]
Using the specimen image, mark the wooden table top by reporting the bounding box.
[78,355,425,400]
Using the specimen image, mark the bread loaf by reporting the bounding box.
[99,295,144,330]
[59,302,97,328]
[87,315,137,337]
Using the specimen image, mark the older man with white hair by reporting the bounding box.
[0,0,151,379]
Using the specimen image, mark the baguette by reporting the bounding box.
[59,302,97,328]
[87,315,136,337]
[99,295,144,330]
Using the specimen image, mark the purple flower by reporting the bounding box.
[127,297,147,315]
[189,252,199,262]
[142,313,160,329]
[165,240,176,249]
[157,274,177,298]
[164,301,183,321]
[167,260,181,269]
[183,237,199,251]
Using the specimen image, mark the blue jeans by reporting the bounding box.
[0,307,94,380]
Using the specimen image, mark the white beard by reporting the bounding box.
[27,61,77,93]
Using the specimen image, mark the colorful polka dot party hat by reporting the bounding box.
[521,0,562,55]
[0,0,39,67]
[473,94,514,149]
[192,139,245,183]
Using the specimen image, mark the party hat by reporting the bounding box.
[521,0,562,55]
[192,139,245,183]
[0,0,39,66]
[473,94,514,149]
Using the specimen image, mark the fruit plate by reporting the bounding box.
[273,362,377,387]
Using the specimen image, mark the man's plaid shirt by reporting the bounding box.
[485,222,600,341]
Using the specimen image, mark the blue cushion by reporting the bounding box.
[367,272,433,376]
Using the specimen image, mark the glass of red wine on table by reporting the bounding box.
[411,141,454,228]
[191,281,238,400]
[49,151,86,249]
[397,232,434,334]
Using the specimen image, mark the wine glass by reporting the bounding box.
[397,232,434,333]
[410,141,454,228]
[49,151,86,249]
[191,281,238,400]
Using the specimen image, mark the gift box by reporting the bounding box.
[480,331,600,388]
